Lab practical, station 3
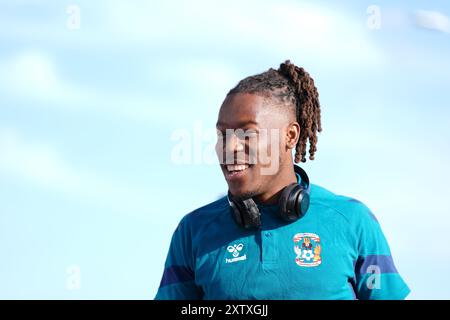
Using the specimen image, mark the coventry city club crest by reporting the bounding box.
[293,233,322,267]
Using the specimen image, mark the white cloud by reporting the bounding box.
[0,128,154,213]
[148,59,240,95]
[415,10,450,34]
[0,1,385,68]
[0,128,82,189]
[9,52,59,95]
[0,51,196,125]
[0,2,389,127]
[0,51,86,106]
[102,1,385,68]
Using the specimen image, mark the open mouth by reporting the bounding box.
[226,164,249,172]
[223,164,253,179]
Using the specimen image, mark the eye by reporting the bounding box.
[245,129,257,135]
[235,129,258,140]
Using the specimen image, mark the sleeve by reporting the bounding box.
[351,203,410,300]
[154,215,204,300]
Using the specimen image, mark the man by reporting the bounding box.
[155,60,410,299]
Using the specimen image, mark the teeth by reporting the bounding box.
[227,164,249,172]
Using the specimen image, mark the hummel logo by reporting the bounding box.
[225,243,247,264]
[227,243,244,257]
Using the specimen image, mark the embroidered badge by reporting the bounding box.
[293,233,322,267]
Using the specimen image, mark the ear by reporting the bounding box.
[286,122,300,149]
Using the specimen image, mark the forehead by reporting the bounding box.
[217,93,286,129]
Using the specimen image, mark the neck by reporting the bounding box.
[253,163,297,205]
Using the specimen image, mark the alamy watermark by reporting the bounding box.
[66,5,81,30]
[66,265,81,290]
[366,264,382,290]
[367,5,381,30]
[170,121,281,175]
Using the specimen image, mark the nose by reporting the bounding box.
[225,133,244,153]
[216,131,247,165]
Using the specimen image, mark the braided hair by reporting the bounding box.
[227,60,322,163]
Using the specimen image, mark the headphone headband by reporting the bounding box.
[294,164,310,194]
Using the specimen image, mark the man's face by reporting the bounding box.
[215,93,290,199]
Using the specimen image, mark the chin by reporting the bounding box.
[228,185,257,200]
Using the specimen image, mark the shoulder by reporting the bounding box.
[309,183,379,226]
[178,196,230,231]
[174,196,235,255]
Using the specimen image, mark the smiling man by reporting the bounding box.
[155,60,410,300]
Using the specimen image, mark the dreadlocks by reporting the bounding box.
[227,60,322,163]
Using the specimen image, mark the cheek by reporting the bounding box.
[256,135,281,159]
[256,135,268,155]
[215,138,225,162]
[215,141,221,158]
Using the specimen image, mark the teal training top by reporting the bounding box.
[155,177,410,300]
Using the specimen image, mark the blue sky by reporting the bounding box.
[0,0,449,299]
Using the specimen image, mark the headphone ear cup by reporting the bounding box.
[228,193,261,229]
[278,183,310,222]
[240,198,262,228]
[228,199,245,227]
[278,183,301,221]
[298,190,310,219]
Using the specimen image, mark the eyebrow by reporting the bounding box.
[216,120,259,129]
